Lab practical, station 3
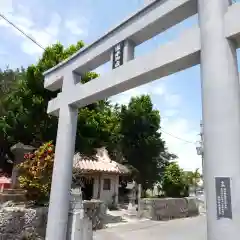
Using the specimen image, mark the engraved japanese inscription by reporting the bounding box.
[215,177,232,220]
[112,41,124,69]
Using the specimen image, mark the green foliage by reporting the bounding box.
[162,162,189,198]
[0,40,175,194]
[76,103,120,155]
[0,67,27,174]
[119,95,167,190]
[0,41,119,168]
[17,142,54,204]
[1,42,86,146]
[184,168,201,193]
[0,67,25,116]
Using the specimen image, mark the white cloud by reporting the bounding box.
[45,13,62,36]
[164,109,179,117]
[151,84,166,96]
[0,3,88,56]
[20,13,62,55]
[65,19,87,36]
[0,0,13,13]
[111,84,150,105]
[110,82,166,105]
[0,4,61,55]
[165,93,181,107]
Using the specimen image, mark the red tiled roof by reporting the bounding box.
[0,177,11,184]
[73,148,129,174]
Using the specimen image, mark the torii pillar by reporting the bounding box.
[45,73,79,240]
[199,0,240,239]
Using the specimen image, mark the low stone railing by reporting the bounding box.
[0,189,27,204]
[83,200,107,230]
[138,197,199,221]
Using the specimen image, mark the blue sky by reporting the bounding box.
[1,0,239,172]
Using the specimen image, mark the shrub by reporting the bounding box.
[17,142,54,205]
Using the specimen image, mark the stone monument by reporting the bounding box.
[10,142,35,188]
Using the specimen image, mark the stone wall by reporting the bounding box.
[0,205,48,240]
[138,197,199,221]
[0,200,106,240]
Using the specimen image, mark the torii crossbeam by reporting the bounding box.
[43,0,240,239]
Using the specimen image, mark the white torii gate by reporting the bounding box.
[43,0,240,239]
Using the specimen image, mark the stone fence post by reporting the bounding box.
[137,184,142,217]
[128,181,137,210]
[138,184,142,204]
[67,188,93,240]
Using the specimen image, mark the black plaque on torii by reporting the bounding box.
[112,41,125,69]
[215,177,232,220]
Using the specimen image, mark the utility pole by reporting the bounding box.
[196,121,205,211]
[196,120,204,176]
[200,120,204,173]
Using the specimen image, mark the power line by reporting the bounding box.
[160,128,196,144]
[0,13,45,51]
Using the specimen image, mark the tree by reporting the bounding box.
[0,41,120,172]
[0,41,175,189]
[0,41,85,147]
[162,162,189,197]
[75,101,120,155]
[119,95,167,191]
[0,67,25,101]
[184,168,201,194]
[157,151,177,183]
[0,67,26,174]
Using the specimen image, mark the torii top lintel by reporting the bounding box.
[43,0,198,91]
[43,0,240,114]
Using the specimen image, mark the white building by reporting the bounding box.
[72,147,129,206]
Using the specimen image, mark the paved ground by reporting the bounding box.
[94,215,207,240]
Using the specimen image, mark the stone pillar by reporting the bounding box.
[114,175,119,206]
[10,143,35,188]
[45,105,78,240]
[137,184,142,216]
[198,0,240,239]
[67,188,93,240]
[123,40,135,62]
